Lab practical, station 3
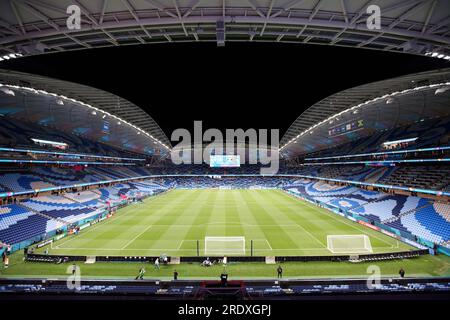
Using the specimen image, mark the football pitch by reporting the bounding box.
[40,189,413,257]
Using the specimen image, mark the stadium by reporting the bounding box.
[0,0,449,303]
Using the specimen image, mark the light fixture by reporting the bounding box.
[0,87,15,96]
[386,97,395,104]
[0,82,172,151]
[0,52,23,62]
[56,98,64,105]
[425,51,450,61]
[91,110,97,115]
[435,86,450,95]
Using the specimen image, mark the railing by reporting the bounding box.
[305,145,450,161]
[0,147,145,161]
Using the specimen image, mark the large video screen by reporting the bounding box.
[210,155,241,167]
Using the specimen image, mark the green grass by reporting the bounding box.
[1,250,449,280]
[2,189,449,280]
[37,189,412,256]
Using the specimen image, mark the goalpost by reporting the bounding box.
[204,236,246,256]
[327,235,373,254]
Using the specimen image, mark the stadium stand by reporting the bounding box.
[306,116,450,160]
[0,170,168,246]
[0,117,144,159]
[281,172,450,247]
[379,166,450,190]
[0,172,56,191]
[0,204,51,244]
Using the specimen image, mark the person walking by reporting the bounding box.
[135,267,145,280]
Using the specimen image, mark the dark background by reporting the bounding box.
[2,43,449,138]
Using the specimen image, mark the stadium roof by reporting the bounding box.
[280,67,450,158]
[0,68,171,155]
[0,0,449,58]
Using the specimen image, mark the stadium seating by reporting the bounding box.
[350,195,426,222]
[21,195,104,223]
[0,117,143,159]
[282,179,450,246]
[0,173,170,245]
[0,173,55,192]
[306,116,450,159]
[377,166,450,190]
[394,201,450,244]
[0,204,51,244]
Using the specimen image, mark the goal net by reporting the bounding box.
[204,236,245,256]
[327,235,373,254]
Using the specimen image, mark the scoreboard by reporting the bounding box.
[209,155,241,167]
[328,119,364,137]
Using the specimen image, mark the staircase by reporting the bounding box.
[347,193,390,212]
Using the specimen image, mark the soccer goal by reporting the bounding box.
[327,235,373,254]
[204,236,246,256]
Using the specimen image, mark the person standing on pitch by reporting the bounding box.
[277,265,283,278]
[71,263,77,275]
[3,255,9,269]
[173,270,178,280]
[154,257,160,270]
[135,267,145,280]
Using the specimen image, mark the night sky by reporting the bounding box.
[2,42,449,139]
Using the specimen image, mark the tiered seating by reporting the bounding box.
[0,116,146,159]
[0,204,50,244]
[88,167,126,180]
[338,166,375,181]
[128,181,164,194]
[95,187,121,201]
[127,166,152,176]
[0,173,55,192]
[350,195,425,222]
[313,166,349,179]
[326,190,386,211]
[364,167,397,183]
[396,202,450,244]
[0,177,168,245]
[21,195,104,223]
[306,116,450,159]
[32,167,84,185]
[0,166,162,197]
[380,166,450,190]
[304,182,358,198]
